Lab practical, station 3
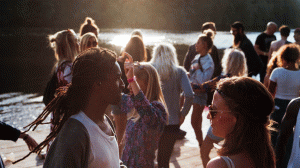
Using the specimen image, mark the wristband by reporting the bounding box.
[127,76,136,83]
[23,134,29,141]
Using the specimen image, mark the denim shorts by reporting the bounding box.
[207,126,224,142]
[193,93,207,106]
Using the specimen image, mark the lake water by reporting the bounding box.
[0,28,296,147]
[99,28,296,49]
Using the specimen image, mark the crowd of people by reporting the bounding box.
[2,17,300,168]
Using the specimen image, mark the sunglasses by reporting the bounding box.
[208,105,231,119]
[87,41,98,47]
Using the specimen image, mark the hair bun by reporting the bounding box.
[87,19,92,25]
[204,30,214,39]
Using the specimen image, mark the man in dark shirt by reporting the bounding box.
[230,21,263,77]
[254,22,277,83]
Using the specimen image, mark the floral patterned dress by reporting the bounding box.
[50,60,72,131]
[56,60,72,88]
[120,91,167,168]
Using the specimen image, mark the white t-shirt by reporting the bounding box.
[71,112,120,168]
[269,67,300,100]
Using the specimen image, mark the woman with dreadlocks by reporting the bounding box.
[15,48,125,168]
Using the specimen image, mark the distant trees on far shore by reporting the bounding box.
[1,0,299,31]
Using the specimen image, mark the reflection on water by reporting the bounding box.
[100,28,296,49]
[0,93,49,131]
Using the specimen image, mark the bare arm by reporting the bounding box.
[254,44,268,56]
[207,156,229,168]
[19,133,38,152]
[113,114,127,145]
[276,98,300,166]
[113,113,127,158]
[268,80,277,98]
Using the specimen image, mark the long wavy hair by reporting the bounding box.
[150,43,179,81]
[127,63,168,123]
[222,48,248,77]
[48,29,79,64]
[14,47,117,163]
[266,53,279,76]
[276,43,300,67]
[216,77,275,168]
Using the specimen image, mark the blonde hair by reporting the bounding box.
[222,48,248,77]
[127,63,168,123]
[150,43,179,81]
[198,29,214,52]
[49,29,79,64]
[80,32,98,52]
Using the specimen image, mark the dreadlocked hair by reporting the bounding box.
[14,47,117,164]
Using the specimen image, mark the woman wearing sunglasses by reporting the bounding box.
[112,53,168,168]
[80,32,99,52]
[206,77,275,168]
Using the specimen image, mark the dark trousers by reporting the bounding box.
[0,155,5,168]
[259,55,268,83]
[157,125,180,168]
[271,98,293,168]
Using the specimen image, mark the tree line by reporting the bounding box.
[1,0,299,31]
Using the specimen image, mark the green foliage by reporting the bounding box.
[2,0,300,31]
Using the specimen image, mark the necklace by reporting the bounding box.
[96,118,113,136]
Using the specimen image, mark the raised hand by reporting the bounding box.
[123,52,135,79]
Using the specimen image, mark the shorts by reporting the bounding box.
[193,93,207,106]
[206,126,224,142]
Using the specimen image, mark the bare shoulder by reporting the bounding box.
[206,156,228,168]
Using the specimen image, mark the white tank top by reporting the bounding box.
[287,109,300,168]
[220,156,235,168]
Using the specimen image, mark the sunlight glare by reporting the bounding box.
[109,34,131,48]
[109,33,166,47]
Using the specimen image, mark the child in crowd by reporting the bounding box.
[113,53,168,168]
[189,30,215,147]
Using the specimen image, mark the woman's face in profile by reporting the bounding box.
[208,91,237,138]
